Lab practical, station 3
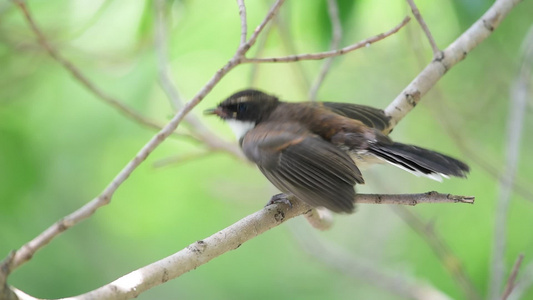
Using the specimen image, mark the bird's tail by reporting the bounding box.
[368,142,469,181]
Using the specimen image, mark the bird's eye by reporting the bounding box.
[237,103,247,113]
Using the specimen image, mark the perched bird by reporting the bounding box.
[205,89,469,213]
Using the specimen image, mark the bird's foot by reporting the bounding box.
[265,193,293,208]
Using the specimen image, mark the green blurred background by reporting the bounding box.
[1,0,532,299]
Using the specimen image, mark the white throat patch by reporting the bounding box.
[226,119,255,140]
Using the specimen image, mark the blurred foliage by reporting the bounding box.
[0,0,532,299]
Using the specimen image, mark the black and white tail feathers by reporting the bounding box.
[369,142,469,181]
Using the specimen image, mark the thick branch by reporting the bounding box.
[50,200,308,300]
[384,0,523,131]
[12,192,471,300]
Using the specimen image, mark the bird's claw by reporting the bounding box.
[265,193,293,208]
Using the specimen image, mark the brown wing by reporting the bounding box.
[241,122,363,213]
[322,102,390,132]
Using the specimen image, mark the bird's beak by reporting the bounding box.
[204,107,227,118]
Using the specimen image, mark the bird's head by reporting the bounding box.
[205,89,279,122]
[204,89,280,139]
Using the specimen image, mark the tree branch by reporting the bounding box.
[11,192,472,300]
[507,261,533,300]
[356,191,474,205]
[242,16,410,63]
[502,254,525,300]
[384,0,523,131]
[405,0,440,56]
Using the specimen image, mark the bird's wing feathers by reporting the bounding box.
[322,102,390,132]
[242,123,363,213]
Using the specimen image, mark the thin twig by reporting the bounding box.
[243,16,410,63]
[489,24,531,300]
[405,0,440,57]
[237,0,247,46]
[302,191,474,230]
[244,0,285,52]
[393,206,481,300]
[384,0,523,131]
[356,191,474,205]
[367,166,480,299]
[309,0,343,101]
[502,254,525,300]
[508,262,533,300]
[3,0,287,276]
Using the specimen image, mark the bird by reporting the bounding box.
[204,89,469,213]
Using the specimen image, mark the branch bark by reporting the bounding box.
[11,193,472,300]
